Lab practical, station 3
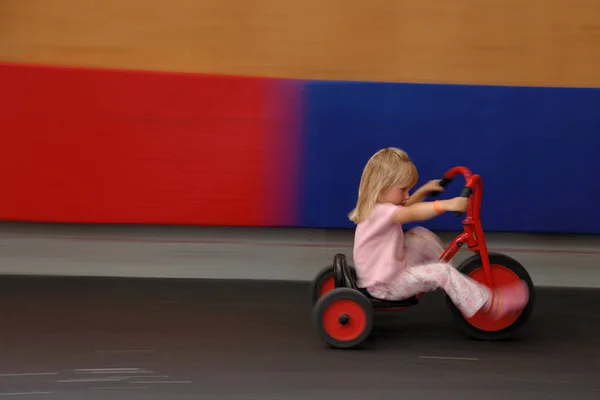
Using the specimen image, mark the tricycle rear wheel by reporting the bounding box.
[309,264,356,305]
[447,252,535,341]
[313,288,374,349]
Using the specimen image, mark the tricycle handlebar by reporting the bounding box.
[441,166,473,182]
[430,166,478,216]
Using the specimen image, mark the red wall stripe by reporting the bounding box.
[261,79,304,226]
[0,62,299,226]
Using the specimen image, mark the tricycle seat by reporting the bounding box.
[357,287,419,308]
[332,253,419,308]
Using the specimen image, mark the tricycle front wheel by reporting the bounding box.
[447,252,535,341]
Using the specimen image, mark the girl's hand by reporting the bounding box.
[421,179,445,195]
[406,179,446,206]
[443,197,469,213]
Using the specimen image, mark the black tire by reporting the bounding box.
[309,264,357,305]
[446,252,536,341]
[313,288,374,349]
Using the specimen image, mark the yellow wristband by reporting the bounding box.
[433,200,444,215]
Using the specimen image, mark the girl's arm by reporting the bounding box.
[392,198,467,225]
[405,187,428,206]
[405,179,444,206]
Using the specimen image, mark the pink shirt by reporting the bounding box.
[353,203,407,288]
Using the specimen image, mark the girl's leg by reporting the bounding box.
[370,262,528,319]
[403,227,445,265]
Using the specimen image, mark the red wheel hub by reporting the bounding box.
[322,299,367,341]
[466,264,525,331]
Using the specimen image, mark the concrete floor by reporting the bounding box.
[1,222,599,399]
[1,276,599,399]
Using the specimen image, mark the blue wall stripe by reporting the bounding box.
[298,80,600,234]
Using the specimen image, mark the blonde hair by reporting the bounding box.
[348,147,418,224]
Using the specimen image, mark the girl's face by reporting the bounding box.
[380,181,413,206]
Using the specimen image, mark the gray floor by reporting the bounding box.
[0,276,599,399]
[0,222,599,287]
[1,223,599,399]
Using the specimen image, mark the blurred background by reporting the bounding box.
[0,1,599,399]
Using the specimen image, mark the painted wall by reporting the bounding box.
[1,1,599,233]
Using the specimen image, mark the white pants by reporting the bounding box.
[367,227,492,318]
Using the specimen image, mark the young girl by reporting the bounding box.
[348,147,529,320]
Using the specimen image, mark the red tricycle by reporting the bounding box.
[309,166,535,349]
